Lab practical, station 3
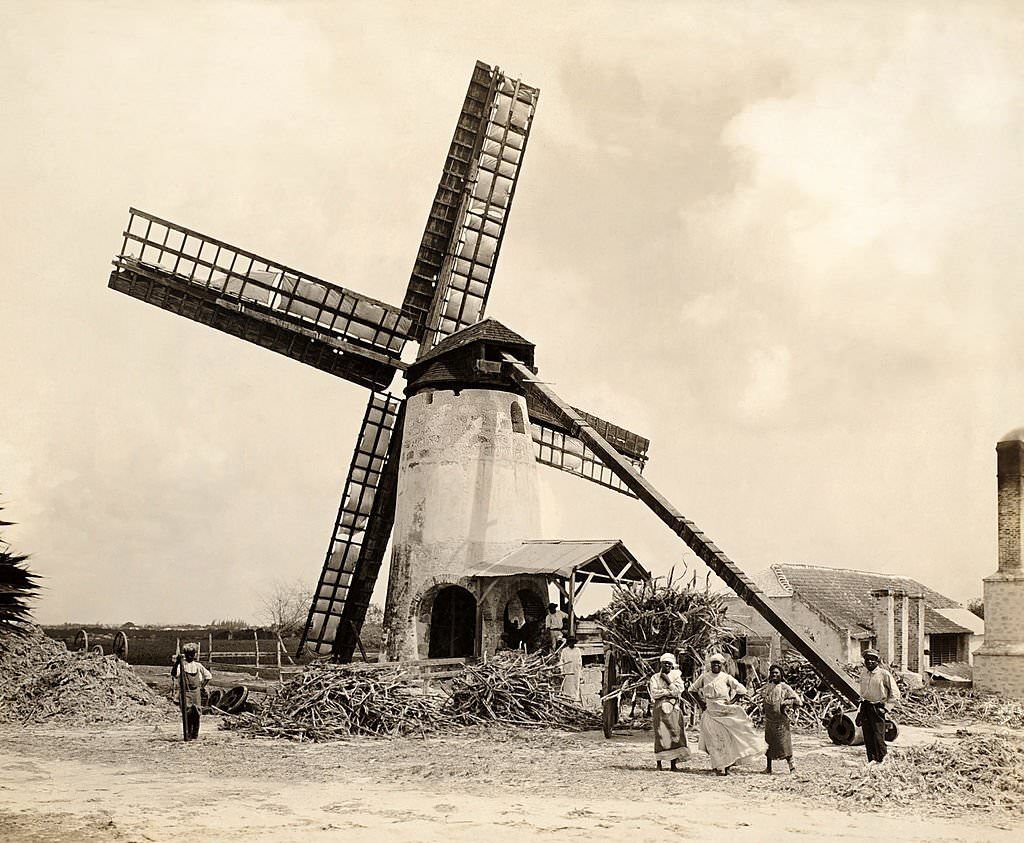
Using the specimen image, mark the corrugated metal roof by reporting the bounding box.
[470,539,647,582]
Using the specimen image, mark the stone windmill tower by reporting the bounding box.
[105,61,867,712]
[105,62,649,663]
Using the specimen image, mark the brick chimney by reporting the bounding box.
[871,588,897,665]
[975,429,1024,696]
[907,594,926,674]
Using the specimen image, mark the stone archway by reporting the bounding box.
[426,585,477,658]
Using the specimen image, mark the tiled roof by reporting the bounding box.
[414,319,533,367]
[761,564,971,636]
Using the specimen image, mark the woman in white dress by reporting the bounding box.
[688,653,765,776]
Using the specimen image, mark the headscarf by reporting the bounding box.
[659,653,677,666]
[707,652,726,665]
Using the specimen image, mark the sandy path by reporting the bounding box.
[0,721,1018,842]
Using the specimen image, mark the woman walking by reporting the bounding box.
[758,664,801,773]
[649,653,688,771]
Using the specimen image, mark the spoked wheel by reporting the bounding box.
[90,644,104,656]
[73,629,89,652]
[113,631,129,661]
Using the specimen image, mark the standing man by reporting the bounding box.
[171,642,212,741]
[559,636,584,702]
[856,648,900,765]
[544,603,566,650]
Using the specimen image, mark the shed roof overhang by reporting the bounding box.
[469,539,648,585]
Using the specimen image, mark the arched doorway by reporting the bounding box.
[428,585,477,658]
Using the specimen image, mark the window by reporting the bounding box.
[510,401,525,434]
[929,634,960,666]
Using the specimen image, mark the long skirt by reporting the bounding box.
[697,700,765,769]
[561,671,582,702]
[653,699,689,761]
[764,712,793,760]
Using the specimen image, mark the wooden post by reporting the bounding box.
[276,640,282,672]
[209,632,213,664]
[568,567,577,637]
[254,630,260,669]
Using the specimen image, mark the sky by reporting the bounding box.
[1,1,1021,626]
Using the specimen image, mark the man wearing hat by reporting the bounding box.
[856,648,900,764]
[648,653,688,770]
[171,643,212,741]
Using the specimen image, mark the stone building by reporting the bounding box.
[723,563,981,674]
[975,429,1024,696]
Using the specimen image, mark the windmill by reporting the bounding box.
[106,60,863,708]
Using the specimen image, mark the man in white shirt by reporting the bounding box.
[544,603,566,650]
[856,648,900,764]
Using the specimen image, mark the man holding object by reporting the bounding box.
[856,648,900,764]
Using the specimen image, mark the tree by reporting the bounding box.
[258,578,312,637]
[0,502,40,637]
[967,597,984,620]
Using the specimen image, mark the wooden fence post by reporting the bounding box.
[254,630,260,669]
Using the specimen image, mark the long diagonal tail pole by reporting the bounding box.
[502,354,861,706]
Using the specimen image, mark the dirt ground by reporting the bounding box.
[1,712,1020,843]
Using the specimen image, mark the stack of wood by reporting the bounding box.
[222,662,450,740]
[595,572,736,693]
[0,625,165,724]
[446,650,600,731]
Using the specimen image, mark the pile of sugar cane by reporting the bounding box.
[0,626,166,724]
[222,661,450,740]
[596,572,736,692]
[447,651,600,731]
[782,731,1024,817]
[743,657,1024,732]
[223,651,599,741]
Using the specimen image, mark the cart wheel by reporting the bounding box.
[73,629,89,652]
[219,685,249,714]
[207,688,223,709]
[884,719,899,743]
[113,631,129,661]
[90,644,104,657]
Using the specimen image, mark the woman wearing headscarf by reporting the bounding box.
[649,653,688,771]
[688,653,765,776]
[757,663,801,773]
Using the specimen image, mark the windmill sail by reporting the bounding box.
[527,395,650,497]
[402,61,540,350]
[300,392,404,658]
[503,353,862,705]
[109,209,412,391]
